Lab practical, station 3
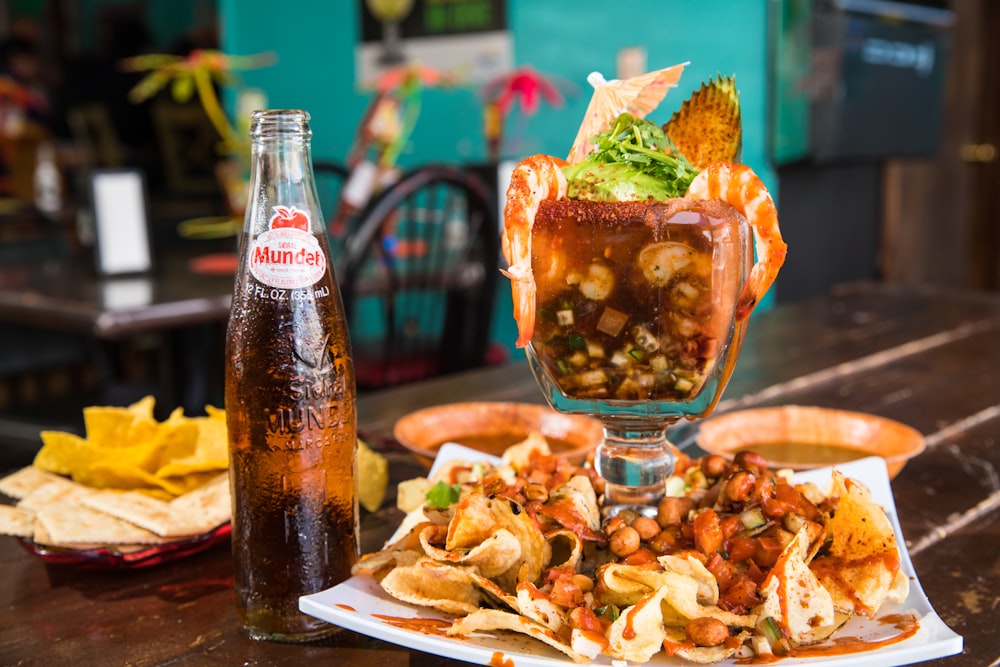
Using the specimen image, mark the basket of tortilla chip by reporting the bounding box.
[0,397,232,568]
[314,435,924,664]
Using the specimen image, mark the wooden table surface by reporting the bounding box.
[2,282,997,666]
[0,251,235,339]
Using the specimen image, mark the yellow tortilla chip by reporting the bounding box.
[357,439,388,513]
[34,431,93,476]
[810,470,901,618]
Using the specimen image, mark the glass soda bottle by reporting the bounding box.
[225,109,358,642]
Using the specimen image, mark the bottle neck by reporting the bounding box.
[245,109,321,235]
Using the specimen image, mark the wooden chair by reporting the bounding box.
[338,165,500,390]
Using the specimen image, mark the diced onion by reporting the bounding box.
[610,350,631,367]
[557,309,574,326]
[587,341,605,358]
[739,506,767,530]
[649,354,668,372]
[575,369,608,387]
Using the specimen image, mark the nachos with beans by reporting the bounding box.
[352,434,910,664]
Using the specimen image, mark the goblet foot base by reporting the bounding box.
[602,482,666,518]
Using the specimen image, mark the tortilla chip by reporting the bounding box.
[446,494,550,592]
[501,431,551,471]
[596,562,755,628]
[0,505,35,537]
[448,608,589,664]
[352,548,423,580]
[606,586,672,663]
[658,552,720,606]
[663,626,750,664]
[546,529,585,571]
[420,525,523,579]
[760,527,835,644]
[154,416,227,477]
[379,558,482,615]
[33,431,92,476]
[540,475,602,541]
[516,582,568,632]
[810,470,901,617]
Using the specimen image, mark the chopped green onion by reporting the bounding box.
[568,332,587,350]
[758,616,791,656]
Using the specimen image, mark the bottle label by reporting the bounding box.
[249,206,327,289]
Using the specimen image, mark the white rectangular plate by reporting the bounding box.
[301,452,962,666]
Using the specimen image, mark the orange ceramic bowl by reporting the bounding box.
[393,402,604,469]
[696,405,925,479]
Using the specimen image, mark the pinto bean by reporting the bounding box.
[684,617,730,647]
[609,525,641,557]
[734,450,768,473]
[726,471,755,503]
[700,454,728,478]
[631,516,661,541]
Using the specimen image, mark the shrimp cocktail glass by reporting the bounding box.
[502,66,786,515]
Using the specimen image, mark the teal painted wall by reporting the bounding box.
[220,0,776,354]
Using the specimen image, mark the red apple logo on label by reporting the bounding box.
[269,206,310,231]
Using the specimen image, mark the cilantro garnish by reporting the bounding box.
[563,113,699,202]
[425,481,461,508]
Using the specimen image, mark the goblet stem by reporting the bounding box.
[594,419,678,517]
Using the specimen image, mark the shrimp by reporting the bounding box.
[687,161,787,322]
[502,154,568,348]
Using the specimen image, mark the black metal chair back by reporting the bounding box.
[338,165,499,389]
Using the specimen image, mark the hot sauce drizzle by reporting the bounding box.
[373,614,453,637]
[737,613,920,664]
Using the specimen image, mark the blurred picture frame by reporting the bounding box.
[89,168,153,276]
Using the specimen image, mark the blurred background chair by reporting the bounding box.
[338,164,500,390]
[312,160,348,256]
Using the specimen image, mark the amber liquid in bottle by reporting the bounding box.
[225,109,358,642]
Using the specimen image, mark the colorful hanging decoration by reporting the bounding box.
[122,49,275,155]
[479,66,576,161]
